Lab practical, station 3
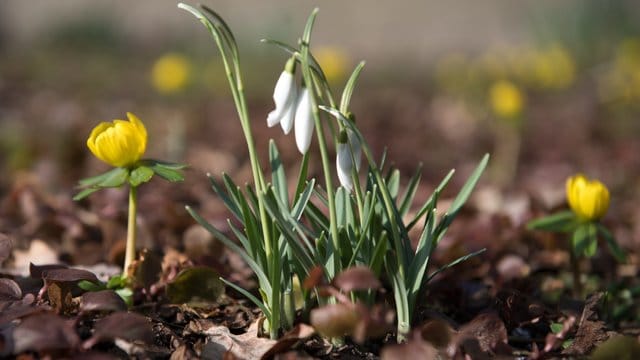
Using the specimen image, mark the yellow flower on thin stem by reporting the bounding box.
[87,112,147,168]
[566,174,610,222]
[86,112,148,277]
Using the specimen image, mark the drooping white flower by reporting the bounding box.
[336,129,362,191]
[294,86,314,154]
[267,57,297,131]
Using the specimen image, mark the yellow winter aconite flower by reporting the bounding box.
[151,53,191,94]
[87,112,147,168]
[489,80,524,119]
[566,174,610,221]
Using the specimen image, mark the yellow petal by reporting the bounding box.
[86,113,148,168]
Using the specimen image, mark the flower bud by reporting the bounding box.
[566,174,610,221]
[87,112,148,168]
[294,86,314,154]
[336,128,361,192]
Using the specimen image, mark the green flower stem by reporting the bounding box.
[301,44,340,276]
[123,185,138,278]
[229,49,281,340]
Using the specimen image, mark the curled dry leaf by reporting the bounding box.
[419,319,455,349]
[83,311,154,350]
[80,290,127,313]
[199,321,276,360]
[29,262,67,278]
[260,323,315,360]
[332,266,382,293]
[352,304,395,343]
[12,312,80,354]
[41,267,100,284]
[302,266,325,290]
[456,312,509,356]
[0,278,22,302]
[310,303,359,339]
[0,233,11,265]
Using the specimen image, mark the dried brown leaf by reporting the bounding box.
[83,311,153,349]
[332,266,382,293]
[0,278,22,302]
[261,324,315,360]
[0,233,11,265]
[80,290,127,313]
[457,312,509,355]
[302,266,325,290]
[310,303,359,339]
[41,267,100,284]
[13,312,80,354]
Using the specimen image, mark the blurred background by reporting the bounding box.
[2,0,640,269]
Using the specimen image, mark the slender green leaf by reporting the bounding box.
[447,154,489,218]
[220,278,271,319]
[208,174,242,221]
[386,256,411,338]
[406,169,454,231]
[398,164,422,217]
[293,153,310,204]
[261,189,315,272]
[386,169,400,200]
[269,140,288,206]
[407,207,437,308]
[435,154,489,237]
[185,206,272,296]
[200,5,239,59]
[339,61,366,113]
[426,248,487,282]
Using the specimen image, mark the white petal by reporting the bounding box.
[294,88,314,154]
[336,142,353,191]
[267,71,296,127]
[279,85,297,134]
[267,110,281,127]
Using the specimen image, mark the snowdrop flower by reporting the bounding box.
[294,85,314,154]
[267,57,297,134]
[336,127,361,192]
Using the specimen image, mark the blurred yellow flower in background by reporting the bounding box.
[151,53,191,94]
[314,46,350,85]
[598,38,640,104]
[566,174,610,221]
[531,44,576,90]
[87,112,147,168]
[489,80,525,119]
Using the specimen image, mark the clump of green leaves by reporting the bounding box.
[180,3,488,341]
